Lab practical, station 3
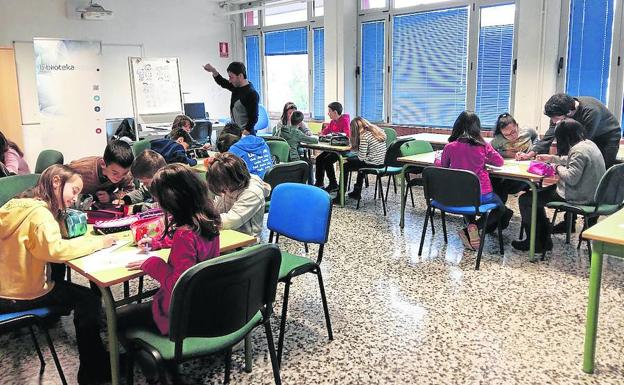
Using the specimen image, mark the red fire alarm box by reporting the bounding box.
[219,42,229,58]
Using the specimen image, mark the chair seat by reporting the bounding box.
[124,311,262,361]
[0,307,52,323]
[359,166,402,175]
[431,200,499,215]
[279,251,316,280]
[546,201,621,216]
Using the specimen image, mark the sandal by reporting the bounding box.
[458,228,475,250]
[467,223,481,250]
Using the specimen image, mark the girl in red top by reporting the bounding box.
[120,163,221,335]
[314,101,351,191]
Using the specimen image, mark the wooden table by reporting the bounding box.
[397,152,546,260]
[66,229,256,385]
[398,132,493,146]
[580,208,624,373]
[300,142,352,207]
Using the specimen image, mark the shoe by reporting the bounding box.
[552,217,577,234]
[323,183,339,193]
[511,238,552,253]
[78,353,127,385]
[458,228,475,250]
[466,223,481,249]
[347,189,361,200]
[500,209,514,231]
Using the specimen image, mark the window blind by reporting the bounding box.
[360,21,385,122]
[391,7,468,127]
[313,28,325,120]
[265,28,308,56]
[245,35,263,104]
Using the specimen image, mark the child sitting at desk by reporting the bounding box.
[216,122,272,178]
[150,128,197,166]
[511,118,606,253]
[276,110,318,161]
[205,153,271,238]
[122,150,167,212]
[122,163,221,336]
[68,139,135,204]
[314,101,351,191]
[0,165,116,384]
[440,111,507,250]
[273,101,312,136]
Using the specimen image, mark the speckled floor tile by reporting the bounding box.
[2,184,624,384]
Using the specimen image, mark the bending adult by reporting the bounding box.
[516,93,621,169]
[203,62,259,135]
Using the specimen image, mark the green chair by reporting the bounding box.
[267,140,291,164]
[122,244,282,385]
[547,163,624,257]
[399,140,434,207]
[263,161,309,213]
[132,139,151,157]
[0,174,40,207]
[383,127,397,149]
[34,150,64,173]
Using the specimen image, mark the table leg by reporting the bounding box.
[99,286,120,385]
[583,241,604,374]
[527,181,537,261]
[400,165,407,229]
[338,153,345,207]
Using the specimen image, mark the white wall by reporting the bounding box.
[0,0,235,164]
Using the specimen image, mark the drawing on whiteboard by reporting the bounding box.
[129,57,183,116]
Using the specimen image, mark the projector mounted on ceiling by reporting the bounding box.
[77,1,113,20]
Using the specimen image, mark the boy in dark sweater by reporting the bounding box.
[150,128,197,166]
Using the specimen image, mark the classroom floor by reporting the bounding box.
[3,184,624,385]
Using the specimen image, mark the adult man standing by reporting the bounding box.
[517,93,621,169]
[203,62,259,135]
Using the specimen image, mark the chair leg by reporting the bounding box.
[392,174,397,194]
[316,267,333,341]
[577,216,588,250]
[497,219,504,255]
[264,321,282,385]
[373,175,378,200]
[385,175,391,202]
[277,280,291,367]
[124,281,130,298]
[409,185,415,208]
[475,212,490,270]
[304,243,309,253]
[28,326,45,374]
[430,207,435,235]
[418,206,431,256]
[378,176,387,216]
[137,276,144,303]
[39,324,68,385]
[441,211,448,243]
[223,349,232,385]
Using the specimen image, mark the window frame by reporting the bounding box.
[241,1,324,118]
[356,0,518,127]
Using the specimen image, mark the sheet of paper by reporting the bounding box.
[80,242,157,273]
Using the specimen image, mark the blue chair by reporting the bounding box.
[0,308,68,384]
[254,104,270,134]
[267,183,333,365]
[418,167,504,270]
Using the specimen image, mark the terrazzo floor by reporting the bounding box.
[2,184,624,385]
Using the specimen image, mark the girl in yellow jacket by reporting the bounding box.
[0,164,116,384]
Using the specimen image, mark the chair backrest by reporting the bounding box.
[266,140,291,164]
[0,174,40,207]
[385,137,418,168]
[254,104,270,134]
[263,161,309,200]
[595,163,624,206]
[267,183,332,244]
[132,139,151,157]
[422,167,481,208]
[383,127,397,149]
[34,150,64,174]
[168,244,281,357]
[400,140,434,157]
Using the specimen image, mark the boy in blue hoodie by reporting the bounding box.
[150,128,197,166]
[217,123,272,178]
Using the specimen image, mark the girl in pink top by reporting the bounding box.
[0,131,30,175]
[440,111,507,250]
[314,101,351,192]
[121,163,221,335]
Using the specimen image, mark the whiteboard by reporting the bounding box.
[129,57,183,116]
[14,41,143,123]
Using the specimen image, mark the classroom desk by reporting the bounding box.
[397,152,546,261]
[398,132,493,146]
[190,155,217,173]
[299,141,352,207]
[580,208,624,373]
[66,229,256,385]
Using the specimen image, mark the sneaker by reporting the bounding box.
[458,228,475,250]
[347,190,361,200]
[552,220,576,234]
[323,184,339,193]
[466,223,481,249]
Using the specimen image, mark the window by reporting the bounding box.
[265,1,308,26]
[394,0,455,8]
[313,28,325,119]
[391,7,469,127]
[360,20,385,122]
[244,35,263,104]
[361,0,387,10]
[314,0,324,17]
[475,4,515,126]
[265,28,309,113]
[243,10,259,27]
[566,0,614,103]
